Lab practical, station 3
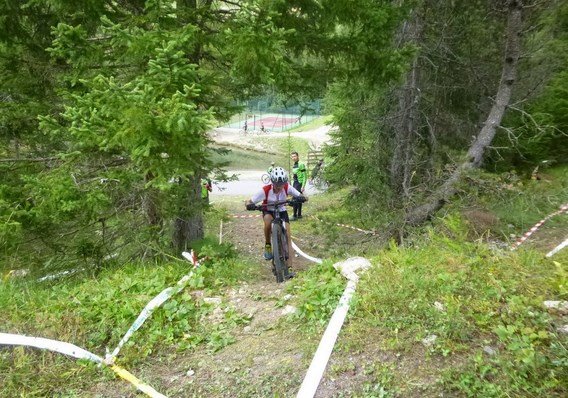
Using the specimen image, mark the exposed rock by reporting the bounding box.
[333,257,372,281]
[204,297,222,306]
[281,305,297,315]
[421,334,437,347]
[543,300,568,314]
[557,325,568,335]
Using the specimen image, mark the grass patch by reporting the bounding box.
[286,115,332,133]
[0,240,252,397]
[210,145,288,170]
[255,135,312,164]
[345,213,568,396]
[286,260,345,329]
[463,166,568,238]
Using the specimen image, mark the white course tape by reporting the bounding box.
[0,333,103,363]
[297,258,371,398]
[38,268,84,282]
[107,250,200,362]
[0,333,167,398]
[310,215,376,236]
[291,241,323,264]
[231,214,262,219]
[546,238,568,258]
[297,280,357,398]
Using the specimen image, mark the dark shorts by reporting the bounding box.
[262,210,290,223]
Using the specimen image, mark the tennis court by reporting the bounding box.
[224,113,308,131]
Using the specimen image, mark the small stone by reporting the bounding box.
[421,334,437,347]
[186,369,195,377]
[283,294,293,301]
[483,346,497,356]
[557,325,568,335]
[543,300,568,314]
[203,297,222,305]
[243,326,252,333]
[281,305,297,315]
[433,301,445,312]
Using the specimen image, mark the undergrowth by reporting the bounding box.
[0,241,250,397]
[346,214,568,397]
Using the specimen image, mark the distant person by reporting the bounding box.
[243,120,248,134]
[201,177,212,204]
[267,161,275,173]
[290,151,307,220]
[260,122,266,133]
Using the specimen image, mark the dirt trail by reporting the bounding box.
[90,213,323,397]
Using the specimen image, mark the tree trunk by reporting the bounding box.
[172,175,204,253]
[142,171,162,228]
[405,0,523,226]
[390,11,424,197]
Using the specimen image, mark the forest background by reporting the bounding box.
[1,0,567,397]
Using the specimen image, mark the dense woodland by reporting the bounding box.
[1,0,567,270]
[2,1,568,397]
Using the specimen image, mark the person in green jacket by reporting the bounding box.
[290,151,307,220]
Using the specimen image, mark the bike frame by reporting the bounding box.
[250,199,296,283]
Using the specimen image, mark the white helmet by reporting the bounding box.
[270,166,288,184]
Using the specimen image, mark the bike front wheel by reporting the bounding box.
[271,223,289,283]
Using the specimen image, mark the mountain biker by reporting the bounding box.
[290,151,307,220]
[245,166,307,271]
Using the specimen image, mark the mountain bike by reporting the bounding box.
[247,199,302,283]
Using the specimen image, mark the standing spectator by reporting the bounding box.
[290,151,307,220]
[243,120,248,134]
[201,177,212,204]
[267,161,275,173]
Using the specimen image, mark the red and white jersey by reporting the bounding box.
[250,183,301,212]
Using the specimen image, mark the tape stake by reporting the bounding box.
[546,237,568,258]
[291,241,323,264]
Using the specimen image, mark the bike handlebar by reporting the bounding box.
[247,198,305,211]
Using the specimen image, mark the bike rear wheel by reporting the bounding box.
[271,223,289,283]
